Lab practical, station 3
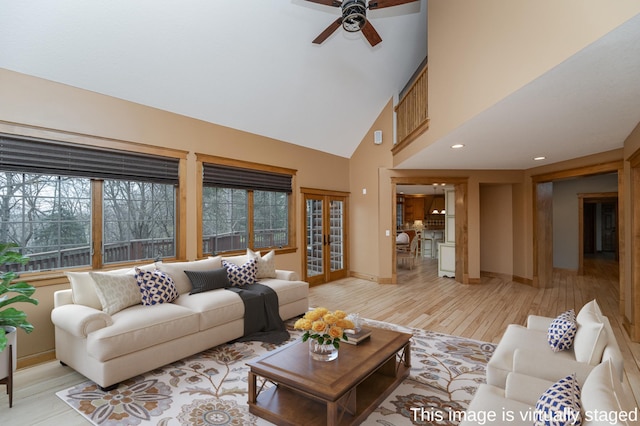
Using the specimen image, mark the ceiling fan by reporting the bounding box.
[306,0,419,46]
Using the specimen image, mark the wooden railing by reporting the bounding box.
[393,63,429,154]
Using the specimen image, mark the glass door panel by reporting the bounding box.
[306,197,324,279]
[303,191,348,285]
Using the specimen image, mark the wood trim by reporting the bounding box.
[391,119,430,155]
[91,180,103,269]
[176,158,188,259]
[531,160,623,183]
[299,187,350,197]
[0,120,188,159]
[195,153,297,176]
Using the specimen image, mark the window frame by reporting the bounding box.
[0,125,188,280]
[196,154,297,258]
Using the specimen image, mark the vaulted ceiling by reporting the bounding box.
[1,3,639,171]
[0,0,427,159]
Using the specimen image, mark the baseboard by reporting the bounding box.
[513,275,534,286]
[553,267,578,275]
[17,349,56,370]
[349,271,378,282]
[480,271,512,281]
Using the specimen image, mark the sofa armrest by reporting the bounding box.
[513,348,594,385]
[505,372,554,405]
[527,315,553,331]
[54,289,74,308]
[51,304,113,338]
[275,269,300,281]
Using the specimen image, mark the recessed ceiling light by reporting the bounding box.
[451,144,465,149]
[533,156,546,161]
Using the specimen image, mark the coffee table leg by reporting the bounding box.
[327,401,338,426]
[248,372,257,404]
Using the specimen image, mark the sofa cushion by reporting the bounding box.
[89,272,141,315]
[135,268,179,305]
[574,308,607,365]
[184,267,230,294]
[582,360,637,426]
[172,288,245,331]
[534,373,582,426]
[86,303,198,362]
[257,278,309,306]
[577,299,603,324]
[156,257,222,294]
[247,248,277,279]
[223,258,257,287]
[220,253,250,266]
[547,309,577,352]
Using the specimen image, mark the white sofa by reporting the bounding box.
[486,300,623,388]
[461,360,638,426]
[51,254,309,389]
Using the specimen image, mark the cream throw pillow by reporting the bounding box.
[574,307,607,365]
[247,248,276,279]
[89,272,141,315]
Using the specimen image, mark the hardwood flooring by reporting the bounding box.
[1,255,638,424]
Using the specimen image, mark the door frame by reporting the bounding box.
[577,192,619,275]
[531,161,623,289]
[300,187,349,286]
[391,177,469,284]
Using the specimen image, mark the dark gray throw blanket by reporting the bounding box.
[225,283,290,344]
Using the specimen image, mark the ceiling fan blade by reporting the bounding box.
[368,0,419,10]
[313,17,343,44]
[305,0,342,7]
[361,21,382,46]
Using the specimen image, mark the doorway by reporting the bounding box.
[579,193,619,274]
[301,188,349,286]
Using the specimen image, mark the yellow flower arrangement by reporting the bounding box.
[294,307,355,349]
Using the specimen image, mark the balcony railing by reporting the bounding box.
[393,61,429,154]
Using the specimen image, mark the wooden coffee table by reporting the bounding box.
[247,327,411,426]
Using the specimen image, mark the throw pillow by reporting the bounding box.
[547,309,577,352]
[247,248,277,279]
[581,360,636,425]
[222,258,257,287]
[135,268,179,305]
[534,373,582,426]
[184,267,230,294]
[155,257,222,294]
[221,253,250,267]
[89,271,141,315]
[574,308,607,365]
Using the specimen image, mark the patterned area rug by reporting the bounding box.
[56,319,495,425]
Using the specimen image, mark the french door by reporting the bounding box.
[302,189,349,286]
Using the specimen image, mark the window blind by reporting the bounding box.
[203,163,292,193]
[0,134,179,184]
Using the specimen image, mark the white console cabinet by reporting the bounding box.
[438,189,456,278]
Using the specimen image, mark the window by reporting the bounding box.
[199,160,295,255]
[0,133,181,273]
[103,180,176,264]
[0,173,91,270]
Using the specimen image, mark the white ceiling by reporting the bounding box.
[2,3,639,171]
[398,12,640,170]
[0,0,426,159]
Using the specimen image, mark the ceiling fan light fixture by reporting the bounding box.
[342,0,367,32]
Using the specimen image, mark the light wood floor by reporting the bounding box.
[1,255,638,423]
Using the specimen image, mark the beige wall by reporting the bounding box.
[480,184,514,276]
[396,0,640,165]
[0,68,350,363]
[349,100,395,281]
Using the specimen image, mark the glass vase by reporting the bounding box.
[309,340,338,362]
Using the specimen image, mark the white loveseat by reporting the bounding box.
[486,300,623,388]
[51,254,309,389]
[462,360,638,426]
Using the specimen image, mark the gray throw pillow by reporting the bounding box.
[184,267,230,294]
